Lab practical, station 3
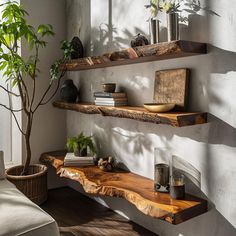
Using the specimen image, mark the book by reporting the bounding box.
[94,99,128,104]
[64,162,94,167]
[94,92,126,98]
[95,101,127,106]
[95,97,128,102]
[64,153,94,166]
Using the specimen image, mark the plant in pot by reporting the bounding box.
[66,133,96,157]
[0,1,72,204]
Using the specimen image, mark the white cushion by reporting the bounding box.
[0,180,59,236]
[0,151,5,180]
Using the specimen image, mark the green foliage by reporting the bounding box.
[66,133,96,155]
[0,1,55,86]
[160,0,183,14]
[0,1,71,174]
[145,0,219,18]
[145,0,160,17]
[50,40,73,82]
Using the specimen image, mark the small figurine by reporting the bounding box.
[98,156,115,172]
[130,33,149,48]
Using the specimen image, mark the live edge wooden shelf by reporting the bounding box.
[60,40,207,71]
[40,151,208,225]
[53,101,207,127]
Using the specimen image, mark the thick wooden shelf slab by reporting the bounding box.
[40,151,208,225]
[53,101,207,127]
[61,40,207,71]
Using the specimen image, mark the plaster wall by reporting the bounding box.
[20,0,67,188]
[66,0,236,235]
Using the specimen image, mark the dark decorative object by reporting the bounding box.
[102,83,116,93]
[60,79,78,103]
[98,156,115,172]
[154,147,170,193]
[150,18,160,44]
[130,33,149,48]
[70,36,84,59]
[167,13,179,41]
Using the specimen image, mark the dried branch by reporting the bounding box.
[0,103,22,112]
[29,45,39,112]
[32,69,66,113]
[6,92,25,136]
[0,85,20,97]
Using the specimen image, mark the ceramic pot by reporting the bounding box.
[60,79,78,103]
[74,148,87,157]
[102,83,116,93]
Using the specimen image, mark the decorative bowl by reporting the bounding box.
[143,103,175,113]
[102,83,116,93]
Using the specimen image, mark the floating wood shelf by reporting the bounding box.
[53,101,207,127]
[60,40,207,71]
[40,151,208,225]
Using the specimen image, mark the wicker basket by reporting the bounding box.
[6,164,48,205]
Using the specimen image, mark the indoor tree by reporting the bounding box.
[0,1,71,175]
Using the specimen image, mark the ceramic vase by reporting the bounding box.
[150,18,160,44]
[60,79,78,103]
[167,13,179,41]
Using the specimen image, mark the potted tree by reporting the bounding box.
[66,133,96,157]
[0,1,71,204]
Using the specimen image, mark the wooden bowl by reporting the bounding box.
[143,103,175,113]
[102,83,116,93]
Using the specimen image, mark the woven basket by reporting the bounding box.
[6,164,48,205]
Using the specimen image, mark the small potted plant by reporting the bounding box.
[66,133,96,157]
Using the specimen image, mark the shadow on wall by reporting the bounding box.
[90,24,149,56]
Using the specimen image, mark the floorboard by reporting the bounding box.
[42,187,158,236]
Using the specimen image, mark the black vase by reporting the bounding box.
[60,79,78,103]
[70,36,84,59]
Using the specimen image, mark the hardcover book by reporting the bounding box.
[94,92,126,98]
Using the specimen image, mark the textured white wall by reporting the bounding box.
[66,0,236,235]
[20,0,67,166]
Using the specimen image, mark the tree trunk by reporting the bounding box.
[21,114,32,175]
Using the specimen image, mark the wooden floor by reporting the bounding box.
[42,187,158,236]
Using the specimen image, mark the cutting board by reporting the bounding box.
[153,68,190,111]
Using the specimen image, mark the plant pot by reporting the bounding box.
[6,164,48,205]
[149,18,160,44]
[74,148,87,157]
[167,13,179,41]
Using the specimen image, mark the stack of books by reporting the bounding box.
[94,92,128,106]
[64,153,94,167]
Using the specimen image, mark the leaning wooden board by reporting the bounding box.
[40,151,208,225]
[154,69,190,111]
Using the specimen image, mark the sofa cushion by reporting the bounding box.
[0,180,59,236]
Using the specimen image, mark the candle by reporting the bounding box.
[170,175,185,199]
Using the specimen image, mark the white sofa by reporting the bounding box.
[0,151,60,236]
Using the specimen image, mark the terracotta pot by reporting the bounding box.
[6,164,48,205]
